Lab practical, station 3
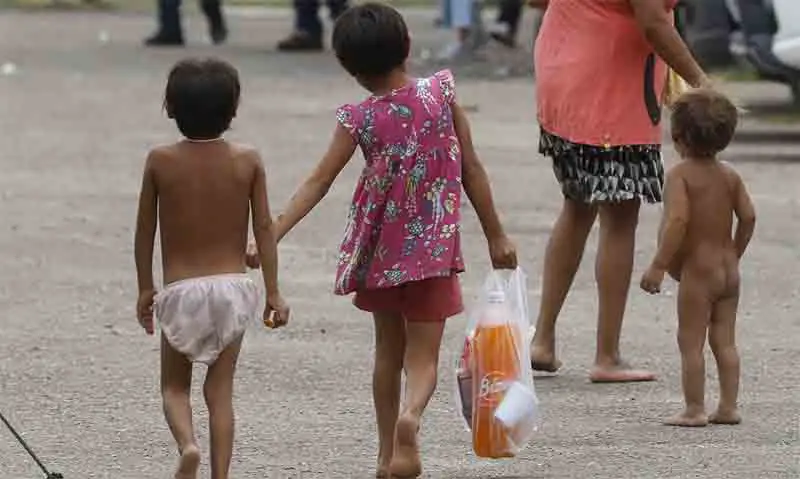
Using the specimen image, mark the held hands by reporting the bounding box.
[136,289,157,335]
[264,293,290,329]
[640,265,665,295]
[488,234,518,270]
[245,242,260,269]
[245,214,286,269]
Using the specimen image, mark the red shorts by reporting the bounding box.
[353,275,464,322]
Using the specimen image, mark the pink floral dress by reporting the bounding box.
[333,70,465,295]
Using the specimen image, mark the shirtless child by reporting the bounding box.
[640,88,756,427]
[134,58,290,479]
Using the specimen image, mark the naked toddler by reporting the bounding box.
[640,88,756,427]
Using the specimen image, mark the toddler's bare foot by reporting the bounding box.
[389,415,421,478]
[590,360,655,383]
[663,411,709,427]
[530,343,562,373]
[174,444,200,479]
[375,457,391,478]
[709,408,741,425]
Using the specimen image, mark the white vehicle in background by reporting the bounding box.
[771,0,800,70]
[680,0,800,104]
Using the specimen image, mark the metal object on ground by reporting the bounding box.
[0,411,64,479]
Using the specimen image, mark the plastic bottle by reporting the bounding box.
[471,289,521,458]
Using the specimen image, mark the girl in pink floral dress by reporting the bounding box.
[274,3,516,477]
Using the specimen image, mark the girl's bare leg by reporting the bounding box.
[390,320,446,478]
[530,198,597,371]
[203,335,243,479]
[590,200,655,382]
[665,276,710,427]
[372,313,406,477]
[161,334,201,479]
[708,294,742,425]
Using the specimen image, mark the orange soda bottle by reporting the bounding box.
[471,289,521,458]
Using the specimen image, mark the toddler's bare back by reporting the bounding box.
[150,141,258,284]
[668,160,743,296]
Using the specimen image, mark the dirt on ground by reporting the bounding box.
[0,8,798,479]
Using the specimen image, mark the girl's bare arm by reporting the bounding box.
[452,103,517,269]
[629,0,708,87]
[453,103,506,242]
[276,124,356,241]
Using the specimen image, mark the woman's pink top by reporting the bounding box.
[535,0,678,147]
[333,70,465,295]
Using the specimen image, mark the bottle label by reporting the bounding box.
[478,372,510,406]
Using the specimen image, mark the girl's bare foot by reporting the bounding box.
[530,343,562,373]
[709,408,741,425]
[663,411,709,427]
[175,444,201,479]
[389,415,421,478]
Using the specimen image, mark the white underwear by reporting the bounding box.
[155,274,259,365]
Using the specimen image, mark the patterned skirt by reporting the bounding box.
[539,128,665,204]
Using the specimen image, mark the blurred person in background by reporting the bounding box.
[277,0,350,51]
[436,0,486,61]
[144,0,227,46]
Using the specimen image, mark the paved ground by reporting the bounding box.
[1,7,799,479]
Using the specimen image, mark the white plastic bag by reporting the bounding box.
[454,267,540,458]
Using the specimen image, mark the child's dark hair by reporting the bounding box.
[164,57,241,140]
[332,2,410,78]
[670,88,739,158]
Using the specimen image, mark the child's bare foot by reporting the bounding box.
[589,360,656,383]
[375,457,391,478]
[663,411,709,427]
[530,344,562,373]
[175,444,200,479]
[389,414,421,478]
[709,408,741,425]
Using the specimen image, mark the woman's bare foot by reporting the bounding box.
[175,444,201,479]
[389,415,421,478]
[663,411,709,427]
[709,408,741,425]
[530,343,562,373]
[589,360,656,383]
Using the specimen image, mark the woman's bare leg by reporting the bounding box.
[203,336,243,479]
[372,312,406,477]
[530,198,597,371]
[590,200,655,382]
[161,334,201,479]
[390,320,446,478]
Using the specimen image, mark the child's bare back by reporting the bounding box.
[641,88,755,428]
[150,140,257,284]
[134,58,288,479]
[663,160,746,298]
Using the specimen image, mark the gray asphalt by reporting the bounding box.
[0,7,799,479]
